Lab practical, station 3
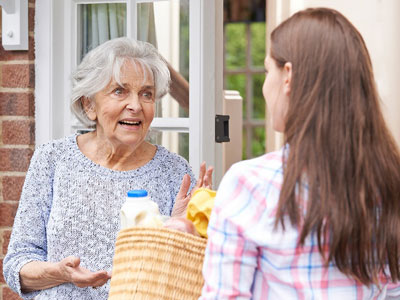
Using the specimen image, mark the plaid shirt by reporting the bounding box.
[200,149,400,300]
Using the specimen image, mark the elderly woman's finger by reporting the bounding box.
[204,166,214,189]
[171,174,192,218]
[196,162,206,189]
[176,174,191,200]
[90,271,111,288]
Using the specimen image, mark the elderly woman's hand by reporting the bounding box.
[19,256,111,293]
[171,162,213,218]
[59,256,111,288]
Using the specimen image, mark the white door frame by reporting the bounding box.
[189,0,223,184]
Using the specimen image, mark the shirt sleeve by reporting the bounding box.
[3,143,55,299]
[385,281,400,298]
[199,164,260,300]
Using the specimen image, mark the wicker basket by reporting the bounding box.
[108,227,207,300]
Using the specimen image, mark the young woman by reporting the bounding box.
[200,8,400,299]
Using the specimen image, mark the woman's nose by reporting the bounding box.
[126,94,142,113]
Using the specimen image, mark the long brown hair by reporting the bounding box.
[272,8,400,285]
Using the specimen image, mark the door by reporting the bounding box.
[35,0,224,184]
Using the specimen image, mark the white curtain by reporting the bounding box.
[137,3,158,48]
[80,3,127,60]
[80,3,158,61]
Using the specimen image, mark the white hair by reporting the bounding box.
[71,37,170,127]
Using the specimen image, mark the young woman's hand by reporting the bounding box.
[171,162,214,218]
[163,217,200,236]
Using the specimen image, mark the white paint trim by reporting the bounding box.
[189,0,223,185]
[34,0,53,147]
[127,0,137,39]
[72,0,127,3]
[189,0,202,179]
[150,118,189,132]
[0,0,28,50]
[137,0,168,3]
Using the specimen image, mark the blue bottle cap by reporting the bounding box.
[127,190,148,197]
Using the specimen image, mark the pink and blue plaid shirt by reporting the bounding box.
[200,149,400,300]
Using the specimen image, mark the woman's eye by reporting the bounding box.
[113,87,125,96]
[141,91,153,100]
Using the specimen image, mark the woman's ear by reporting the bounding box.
[82,97,97,121]
[283,62,292,96]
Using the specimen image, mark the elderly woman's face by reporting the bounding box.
[87,60,155,147]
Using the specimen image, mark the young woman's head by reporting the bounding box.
[267,7,379,138]
[269,8,400,285]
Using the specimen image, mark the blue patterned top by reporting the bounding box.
[3,134,195,299]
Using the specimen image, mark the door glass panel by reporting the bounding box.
[147,130,189,161]
[251,126,265,157]
[250,22,265,67]
[225,23,246,69]
[137,0,190,119]
[252,73,265,119]
[77,3,127,63]
[225,74,246,115]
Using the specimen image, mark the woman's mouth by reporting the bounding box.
[118,120,142,126]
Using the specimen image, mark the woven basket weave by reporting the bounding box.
[108,227,207,300]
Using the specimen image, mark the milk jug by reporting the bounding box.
[120,190,163,229]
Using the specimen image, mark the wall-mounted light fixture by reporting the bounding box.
[0,0,28,50]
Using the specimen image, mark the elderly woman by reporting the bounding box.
[3,37,212,299]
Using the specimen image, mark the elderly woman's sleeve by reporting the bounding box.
[3,144,55,299]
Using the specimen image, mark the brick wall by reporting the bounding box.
[0,1,36,299]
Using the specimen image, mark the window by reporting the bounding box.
[223,0,266,159]
[224,21,266,159]
[73,1,190,160]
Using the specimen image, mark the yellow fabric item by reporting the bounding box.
[186,188,216,238]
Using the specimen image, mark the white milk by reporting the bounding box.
[120,190,163,229]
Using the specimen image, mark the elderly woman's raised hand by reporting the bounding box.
[171,162,213,218]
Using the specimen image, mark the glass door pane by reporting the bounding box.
[137,0,189,119]
[77,3,127,63]
[147,130,189,161]
[73,3,127,133]
[137,0,190,159]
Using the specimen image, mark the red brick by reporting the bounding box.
[2,177,25,201]
[28,7,35,33]
[0,203,18,227]
[2,286,22,300]
[0,93,34,116]
[0,37,35,61]
[1,64,34,88]
[2,120,35,145]
[0,148,33,172]
[0,259,4,283]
